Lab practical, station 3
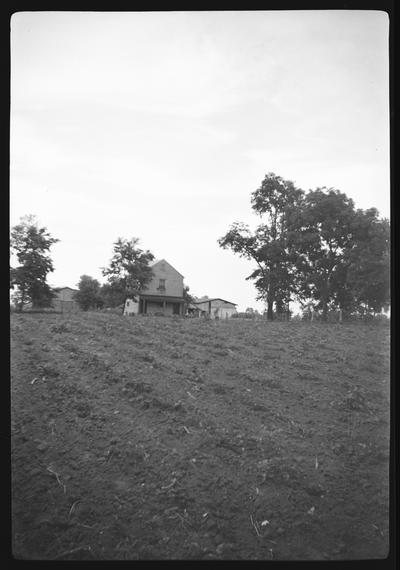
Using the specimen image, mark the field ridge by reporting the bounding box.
[11,312,390,560]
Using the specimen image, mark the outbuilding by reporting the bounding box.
[52,287,79,313]
[192,298,237,319]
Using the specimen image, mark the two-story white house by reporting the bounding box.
[124,259,186,316]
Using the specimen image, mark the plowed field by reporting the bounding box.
[10,312,390,560]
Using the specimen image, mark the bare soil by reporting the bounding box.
[10,312,390,560]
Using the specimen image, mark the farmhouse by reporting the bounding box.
[52,287,79,313]
[124,259,186,316]
[193,297,237,319]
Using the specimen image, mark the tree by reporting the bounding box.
[218,173,303,320]
[345,208,390,315]
[10,215,59,311]
[101,237,154,305]
[75,275,103,311]
[183,285,194,305]
[291,194,390,320]
[291,188,356,321]
[98,283,125,308]
[219,173,390,322]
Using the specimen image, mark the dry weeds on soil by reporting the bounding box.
[11,312,390,560]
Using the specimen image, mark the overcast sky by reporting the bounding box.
[10,10,390,312]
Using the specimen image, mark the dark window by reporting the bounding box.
[158,279,166,291]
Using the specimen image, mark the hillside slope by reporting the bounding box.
[11,312,390,560]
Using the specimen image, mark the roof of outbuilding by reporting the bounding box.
[193,298,237,306]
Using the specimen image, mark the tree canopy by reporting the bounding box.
[219,173,304,320]
[218,174,390,321]
[10,215,59,311]
[101,237,154,306]
[290,188,357,320]
[345,208,390,315]
[75,275,103,311]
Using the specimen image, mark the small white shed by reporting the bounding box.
[123,297,139,316]
[193,298,237,319]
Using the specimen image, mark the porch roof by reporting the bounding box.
[139,294,185,304]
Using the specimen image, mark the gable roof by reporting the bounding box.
[149,258,184,278]
[193,298,237,306]
[53,286,78,292]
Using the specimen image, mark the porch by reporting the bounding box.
[139,294,185,316]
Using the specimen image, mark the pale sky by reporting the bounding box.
[10,10,390,312]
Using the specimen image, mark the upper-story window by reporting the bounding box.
[158,279,166,291]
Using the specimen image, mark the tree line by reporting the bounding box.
[10,173,389,320]
[218,173,390,321]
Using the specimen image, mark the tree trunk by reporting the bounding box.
[267,299,274,321]
[320,279,329,322]
[321,298,328,322]
[17,290,26,312]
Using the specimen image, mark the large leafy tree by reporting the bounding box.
[10,215,59,311]
[75,275,103,311]
[101,237,154,305]
[345,208,390,315]
[292,192,390,320]
[219,172,390,321]
[218,173,303,320]
[291,188,356,321]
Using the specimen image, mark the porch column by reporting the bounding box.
[163,300,166,314]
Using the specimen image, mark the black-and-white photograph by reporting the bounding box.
[10,10,391,561]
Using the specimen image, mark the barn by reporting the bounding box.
[192,298,237,319]
[52,287,79,313]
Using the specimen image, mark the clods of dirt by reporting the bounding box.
[11,313,390,560]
